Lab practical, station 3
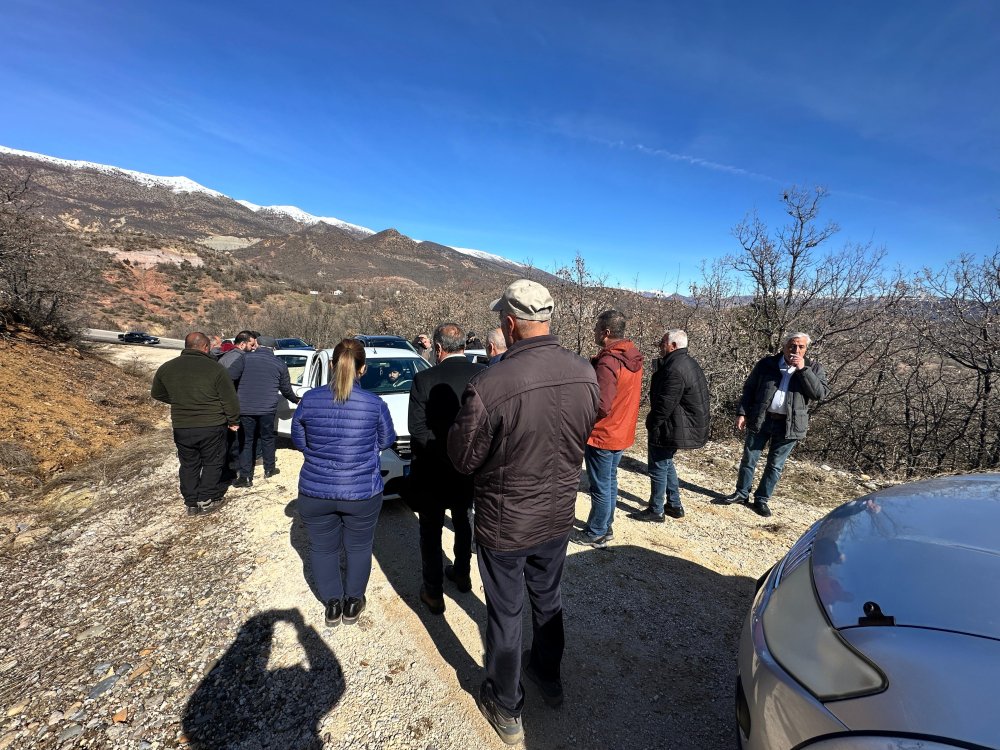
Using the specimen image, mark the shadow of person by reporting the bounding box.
[372,499,486,698]
[285,499,323,603]
[516,545,755,750]
[182,608,344,749]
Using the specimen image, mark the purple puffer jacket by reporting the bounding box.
[292,384,396,500]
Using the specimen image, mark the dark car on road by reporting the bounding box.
[274,337,314,350]
[118,331,160,345]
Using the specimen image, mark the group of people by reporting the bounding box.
[150,277,829,745]
[151,330,299,515]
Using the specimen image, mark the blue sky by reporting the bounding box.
[2,0,998,289]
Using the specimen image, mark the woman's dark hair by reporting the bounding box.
[330,338,366,403]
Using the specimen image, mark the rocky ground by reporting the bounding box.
[0,345,886,750]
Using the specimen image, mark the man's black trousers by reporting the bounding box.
[417,491,473,592]
[477,532,569,716]
[173,425,228,506]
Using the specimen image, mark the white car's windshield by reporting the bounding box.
[359,357,429,394]
[277,354,310,385]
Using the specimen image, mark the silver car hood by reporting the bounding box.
[812,474,1000,639]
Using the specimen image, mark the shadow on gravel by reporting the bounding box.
[373,499,487,699]
[285,499,323,603]
[519,545,753,750]
[182,608,344,749]
[374,495,754,749]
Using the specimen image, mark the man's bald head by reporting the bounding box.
[185,332,210,352]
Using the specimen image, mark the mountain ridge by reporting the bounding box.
[0,144,543,290]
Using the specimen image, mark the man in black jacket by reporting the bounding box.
[408,322,485,616]
[721,332,830,517]
[448,279,599,745]
[151,332,240,515]
[631,330,710,522]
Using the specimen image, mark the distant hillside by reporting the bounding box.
[0,145,553,291]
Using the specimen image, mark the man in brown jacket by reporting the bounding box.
[448,279,599,745]
[572,309,644,549]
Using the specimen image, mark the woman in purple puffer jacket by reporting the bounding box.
[292,338,396,627]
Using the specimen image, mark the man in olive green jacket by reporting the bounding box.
[151,332,240,515]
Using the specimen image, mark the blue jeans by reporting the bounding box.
[296,493,384,602]
[735,417,798,502]
[648,445,680,514]
[583,445,623,537]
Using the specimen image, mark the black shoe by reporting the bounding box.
[444,565,473,593]
[522,650,563,708]
[628,508,665,523]
[231,476,252,488]
[264,467,280,478]
[719,492,748,505]
[186,497,225,516]
[569,529,610,549]
[605,525,614,540]
[664,505,685,519]
[325,599,343,627]
[752,500,772,517]
[419,585,445,615]
[476,683,524,745]
[343,596,366,624]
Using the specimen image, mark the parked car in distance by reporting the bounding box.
[273,346,431,499]
[118,331,160,345]
[737,474,1000,750]
[353,334,419,355]
[274,337,314,350]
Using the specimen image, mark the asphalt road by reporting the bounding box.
[83,328,184,350]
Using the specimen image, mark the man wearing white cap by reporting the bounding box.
[448,279,599,745]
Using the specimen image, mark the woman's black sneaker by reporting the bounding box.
[343,596,366,624]
[325,599,343,627]
[476,683,524,745]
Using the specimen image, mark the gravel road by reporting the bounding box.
[0,348,875,749]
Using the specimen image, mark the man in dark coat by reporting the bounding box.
[408,322,486,615]
[720,332,830,517]
[448,279,599,745]
[630,329,710,522]
[151,332,240,515]
[232,336,300,487]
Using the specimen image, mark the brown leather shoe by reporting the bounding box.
[419,585,445,615]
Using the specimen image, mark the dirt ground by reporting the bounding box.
[0,341,882,749]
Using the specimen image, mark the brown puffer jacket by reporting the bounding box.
[447,335,599,551]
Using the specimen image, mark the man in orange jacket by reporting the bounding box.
[571,310,644,549]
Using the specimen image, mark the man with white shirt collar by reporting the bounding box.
[721,332,829,517]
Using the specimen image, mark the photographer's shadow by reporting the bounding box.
[182,608,343,749]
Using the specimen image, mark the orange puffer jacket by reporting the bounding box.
[587,340,644,451]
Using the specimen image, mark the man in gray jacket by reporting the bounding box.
[448,279,599,745]
[232,336,299,487]
[721,332,830,517]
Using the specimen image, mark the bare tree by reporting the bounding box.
[0,168,93,338]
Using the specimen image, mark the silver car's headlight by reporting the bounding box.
[763,559,887,701]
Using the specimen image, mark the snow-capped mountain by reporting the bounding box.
[0,145,227,198]
[0,143,549,287]
[235,199,375,237]
[447,246,525,268]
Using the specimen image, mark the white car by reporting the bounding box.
[273,346,431,499]
[736,474,1000,750]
